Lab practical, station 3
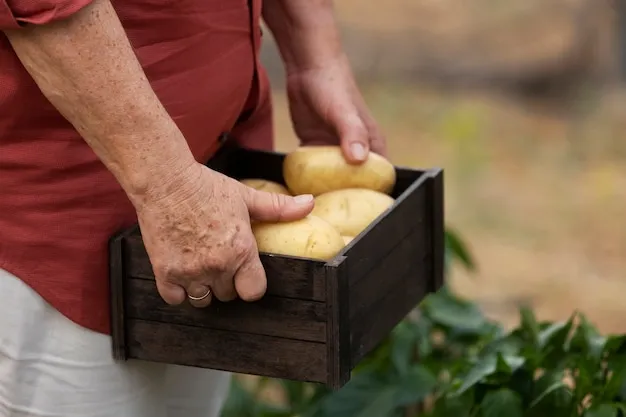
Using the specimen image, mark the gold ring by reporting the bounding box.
[187,287,212,301]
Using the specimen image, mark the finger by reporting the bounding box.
[208,271,237,302]
[232,252,267,302]
[332,112,370,164]
[186,283,213,308]
[155,279,186,305]
[368,127,387,157]
[242,186,314,223]
[360,111,388,157]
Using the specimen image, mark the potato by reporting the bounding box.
[252,215,345,261]
[311,188,395,237]
[240,178,291,196]
[283,146,396,196]
[342,236,354,245]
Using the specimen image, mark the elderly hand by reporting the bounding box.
[285,54,387,164]
[135,162,314,308]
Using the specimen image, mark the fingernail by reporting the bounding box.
[350,143,367,161]
[294,194,314,204]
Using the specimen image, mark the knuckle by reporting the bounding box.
[157,259,203,283]
[205,258,229,275]
[154,261,179,279]
[356,124,369,138]
[270,192,287,213]
[181,260,203,276]
[230,228,255,257]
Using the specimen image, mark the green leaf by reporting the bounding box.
[585,403,619,417]
[530,380,571,409]
[601,355,626,401]
[483,333,524,357]
[413,317,434,358]
[604,335,626,356]
[575,361,597,401]
[479,388,523,417]
[519,307,540,347]
[480,353,526,388]
[453,354,497,396]
[536,315,576,368]
[256,405,294,417]
[538,314,575,350]
[423,288,487,332]
[614,403,626,416]
[351,387,398,417]
[300,384,333,417]
[570,314,606,363]
[279,379,308,409]
[312,364,436,417]
[311,371,393,417]
[507,368,535,406]
[445,228,476,271]
[391,321,418,374]
[495,353,525,374]
[220,378,257,417]
[353,337,393,374]
[430,392,474,417]
[526,369,574,417]
[394,364,438,406]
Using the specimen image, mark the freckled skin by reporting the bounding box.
[5,0,315,309]
[5,0,384,311]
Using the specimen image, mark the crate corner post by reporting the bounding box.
[324,255,351,390]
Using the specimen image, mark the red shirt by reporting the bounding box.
[0,0,273,335]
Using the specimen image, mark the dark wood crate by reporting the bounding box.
[109,144,444,390]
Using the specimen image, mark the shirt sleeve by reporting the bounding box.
[0,0,94,30]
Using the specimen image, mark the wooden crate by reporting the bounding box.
[108,144,444,390]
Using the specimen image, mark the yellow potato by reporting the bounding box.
[252,215,345,261]
[342,236,354,245]
[283,146,396,196]
[311,188,395,237]
[240,178,291,196]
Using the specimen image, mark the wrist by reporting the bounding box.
[281,35,344,75]
[263,0,344,73]
[109,129,200,210]
[125,157,203,211]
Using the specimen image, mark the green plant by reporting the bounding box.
[220,228,626,417]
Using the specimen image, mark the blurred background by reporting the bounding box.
[261,0,626,334]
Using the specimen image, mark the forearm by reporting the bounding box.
[262,0,344,72]
[4,0,196,206]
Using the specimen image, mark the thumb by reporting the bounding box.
[242,186,314,222]
[333,111,370,164]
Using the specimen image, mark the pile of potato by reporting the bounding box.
[239,146,397,261]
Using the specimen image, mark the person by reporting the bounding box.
[0,0,387,415]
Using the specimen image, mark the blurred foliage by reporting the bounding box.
[220,227,626,417]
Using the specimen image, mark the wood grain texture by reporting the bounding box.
[124,234,328,302]
[350,264,431,365]
[125,279,326,342]
[345,168,437,367]
[349,229,430,320]
[108,227,136,361]
[127,319,328,383]
[108,145,443,388]
[427,169,446,292]
[324,256,351,389]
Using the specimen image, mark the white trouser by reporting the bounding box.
[0,268,231,417]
